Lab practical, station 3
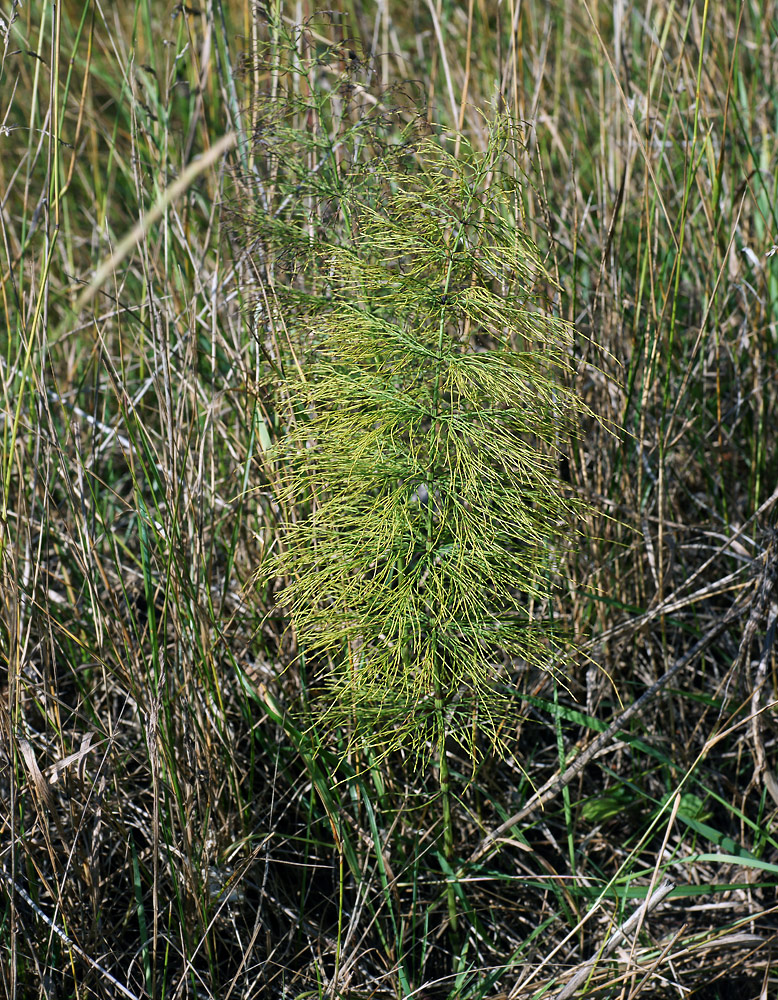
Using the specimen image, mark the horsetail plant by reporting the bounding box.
[257,116,587,931]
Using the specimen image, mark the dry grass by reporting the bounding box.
[1,1,778,998]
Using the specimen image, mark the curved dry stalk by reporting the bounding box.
[552,877,676,1000]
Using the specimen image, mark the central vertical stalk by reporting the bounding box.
[429,250,459,935]
[435,668,458,933]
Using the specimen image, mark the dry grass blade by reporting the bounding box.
[471,597,747,863]
[0,869,141,1000]
[552,877,676,1000]
[72,131,236,314]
